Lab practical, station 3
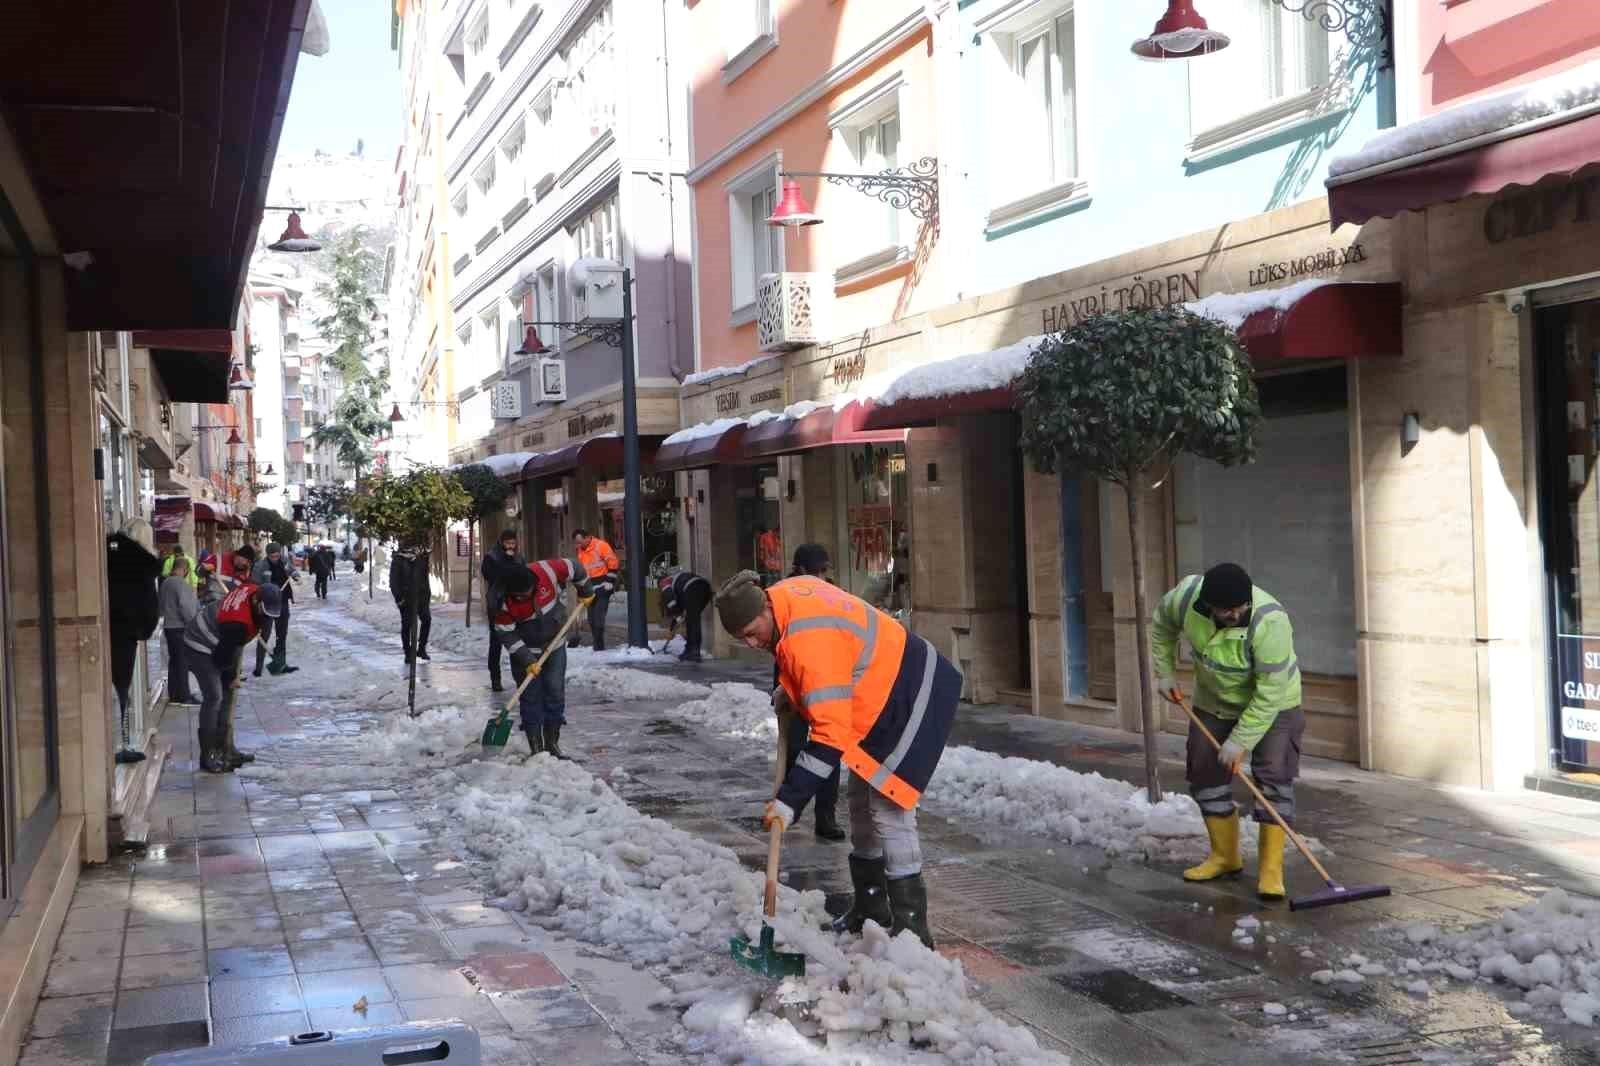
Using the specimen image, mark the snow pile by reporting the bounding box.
[683,354,783,388]
[873,335,1046,407]
[449,756,1067,1064]
[1411,889,1600,1026]
[242,705,481,791]
[1330,58,1600,177]
[1185,278,1338,330]
[567,661,711,702]
[671,683,779,741]
[662,417,746,447]
[923,746,1212,861]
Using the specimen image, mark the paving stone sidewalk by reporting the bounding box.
[22,574,1600,1066]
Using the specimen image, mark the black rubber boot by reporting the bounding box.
[416,647,430,661]
[228,747,256,768]
[813,805,847,842]
[200,731,231,774]
[542,723,570,760]
[829,855,893,934]
[887,873,935,949]
[522,726,544,759]
[491,677,504,693]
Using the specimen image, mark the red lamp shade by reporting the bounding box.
[515,325,549,355]
[228,364,255,390]
[389,403,405,422]
[225,427,244,446]
[268,211,322,253]
[766,179,822,227]
[261,463,276,476]
[1131,0,1230,59]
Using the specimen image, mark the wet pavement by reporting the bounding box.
[23,570,1600,1065]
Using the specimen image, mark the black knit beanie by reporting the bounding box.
[1199,563,1252,610]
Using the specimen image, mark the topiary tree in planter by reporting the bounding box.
[453,463,511,628]
[1017,306,1261,802]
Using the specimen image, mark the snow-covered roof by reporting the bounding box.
[874,335,1047,407]
[1184,278,1338,330]
[455,452,537,478]
[661,417,745,447]
[682,354,783,388]
[1329,58,1600,180]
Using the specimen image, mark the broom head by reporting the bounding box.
[1290,881,1391,911]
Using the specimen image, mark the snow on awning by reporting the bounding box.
[654,417,752,473]
[1326,59,1600,228]
[741,400,904,462]
[519,434,662,481]
[859,335,1043,430]
[681,354,783,388]
[453,452,539,480]
[1186,280,1403,363]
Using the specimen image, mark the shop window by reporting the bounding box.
[735,464,782,582]
[1173,367,1354,677]
[837,443,911,617]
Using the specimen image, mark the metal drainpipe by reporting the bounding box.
[660,0,683,382]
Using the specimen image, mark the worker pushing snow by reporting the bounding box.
[1152,562,1304,901]
[715,569,959,948]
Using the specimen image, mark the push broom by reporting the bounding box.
[1175,694,1389,911]
[480,607,585,750]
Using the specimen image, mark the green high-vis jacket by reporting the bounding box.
[1151,574,1301,752]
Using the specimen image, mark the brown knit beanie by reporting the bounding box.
[715,570,768,635]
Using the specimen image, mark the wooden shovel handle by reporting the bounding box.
[763,821,782,919]
[499,608,585,719]
[1173,693,1334,884]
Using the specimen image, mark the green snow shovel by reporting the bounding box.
[731,822,806,978]
[480,608,584,750]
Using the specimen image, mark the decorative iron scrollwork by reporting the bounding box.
[784,157,940,222]
[1270,0,1392,66]
[528,321,626,348]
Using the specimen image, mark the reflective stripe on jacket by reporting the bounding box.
[577,540,619,583]
[493,559,590,658]
[771,576,956,810]
[1151,574,1301,752]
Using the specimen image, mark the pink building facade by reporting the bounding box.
[1408,0,1600,116]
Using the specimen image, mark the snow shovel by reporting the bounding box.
[731,712,805,978]
[480,608,585,750]
[1174,694,1390,911]
[655,622,676,654]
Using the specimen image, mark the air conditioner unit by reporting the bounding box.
[537,357,567,403]
[570,257,623,323]
[490,379,524,420]
[757,272,832,352]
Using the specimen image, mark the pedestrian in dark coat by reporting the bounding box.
[390,546,431,663]
[107,519,163,764]
[658,569,712,662]
[251,543,298,675]
[309,545,332,599]
[481,529,527,692]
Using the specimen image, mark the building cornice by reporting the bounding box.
[685,5,929,186]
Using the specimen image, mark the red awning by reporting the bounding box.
[859,387,1016,431]
[1328,110,1600,228]
[133,329,235,403]
[153,495,191,534]
[193,502,218,522]
[741,402,906,462]
[654,422,753,473]
[1231,282,1403,363]
[520,436,662,481]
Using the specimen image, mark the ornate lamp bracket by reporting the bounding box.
[782,157,940,222]
[1269,0,1392,67]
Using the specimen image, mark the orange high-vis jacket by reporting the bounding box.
[577,538,619,581]
[771,576,930,807]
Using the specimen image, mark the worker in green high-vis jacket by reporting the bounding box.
[1152,562,1304,902]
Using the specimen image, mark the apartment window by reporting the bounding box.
[536,264,558,337]
[832,95,904,271]
[1014,15,1076,189]
[726,158,782,318]
[1188,0,1333,153]
[723,0,774,75]
[479,309,502,377]
[559,4,616,148]
[452,187,470,223]
[572,194,619,262]
[255,418,263,437]
[473,158,496,208]
[466,10,491,78]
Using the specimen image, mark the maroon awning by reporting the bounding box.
[859,387,1016,431]
[1327,110,1600,228]
[133,329,234,403]
[520,436,662,481]
[153,495,191,534]
[193,501,218,522]
[654,422,753,473]
[741,402,906,462]
[1232,282,1403,363]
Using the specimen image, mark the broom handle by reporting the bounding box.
[497,607,585,720]
[763,823,782,919]
[1174,694,1335,885]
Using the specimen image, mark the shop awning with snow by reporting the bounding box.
[133,329,235,404]
[740,401,905,462]
[654,417,756,473]
[858,335,1042,430]
[451,452,539,481]
[1186,280,1403,363]
[519,435,662,482]
[1326,60,1600,228]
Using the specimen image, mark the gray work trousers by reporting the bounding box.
[191,651,227,734]
[848,772,922,878]
[1186,705,1305,826]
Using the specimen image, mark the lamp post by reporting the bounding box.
[518,267,647,649]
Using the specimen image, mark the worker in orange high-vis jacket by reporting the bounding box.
[573,528,620,651]
[715,570,959,949]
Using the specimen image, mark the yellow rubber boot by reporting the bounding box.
[1257,823,1287,901]
[1183,813,1243,882]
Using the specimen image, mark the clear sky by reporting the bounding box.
[279,1,403,162]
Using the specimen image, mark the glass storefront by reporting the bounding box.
[1537,297,1600,772]
[834,443,910,620]
[735,463,781,584]
[597,472,678,581]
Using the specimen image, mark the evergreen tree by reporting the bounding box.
[310,230,388,477]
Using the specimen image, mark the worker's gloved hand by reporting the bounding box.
[1155,677,1183,704]
[526,662,542,680]
[579,595,596,608]
[1217,740,1247,775]
[762,799,793,833]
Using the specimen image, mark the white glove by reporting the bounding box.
[763,799,794,832]
[1218,740,1247,774]
[1155,677,1182,703]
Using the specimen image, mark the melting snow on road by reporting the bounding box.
[1401,889,1600,1027]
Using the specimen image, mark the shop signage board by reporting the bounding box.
[1555,634,1600,769]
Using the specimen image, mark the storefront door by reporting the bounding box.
[1536,295,1600,771]
[834,443,910,621]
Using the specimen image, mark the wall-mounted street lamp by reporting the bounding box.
[1132,0,1391,66]
[265,205,322,253]
[515,320,627,352]
[388,399,463,422]
[228,364,255,390]
[766,156,941,228]
[195,424,245,447]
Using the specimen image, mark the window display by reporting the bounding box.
[836,443,910,618]
[735,464,781,585]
